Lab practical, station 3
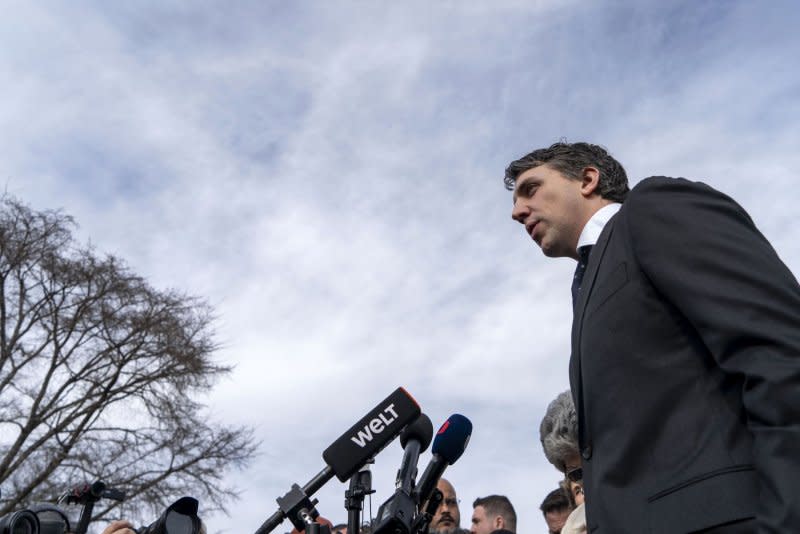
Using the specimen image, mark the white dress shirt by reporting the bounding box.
[576,203,621,251]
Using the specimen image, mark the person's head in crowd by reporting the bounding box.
[431,478,461,533]
[539,390,584,505]
[564,467,583,507]
[558,478,583,510]
[469,495,516,534]
[332,523,347,534]
[539,488,573,534]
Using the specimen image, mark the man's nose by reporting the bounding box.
[511,198,529,223]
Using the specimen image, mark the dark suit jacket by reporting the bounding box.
[569,177,800,533]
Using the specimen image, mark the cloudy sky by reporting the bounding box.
[2,1,799,532]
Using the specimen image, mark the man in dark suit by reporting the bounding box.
[505,142,800,533]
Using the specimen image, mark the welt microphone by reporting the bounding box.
[374,414,434,534]
[414,414,472,507]
[255,387,421,534]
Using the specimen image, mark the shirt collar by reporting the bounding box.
[576,203,622,250]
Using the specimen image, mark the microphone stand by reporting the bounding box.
[255,466,335,534]
[344,463,374,534]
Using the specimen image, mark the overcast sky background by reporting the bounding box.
[2,1,799,533]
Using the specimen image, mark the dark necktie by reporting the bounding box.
[571,245,594,306]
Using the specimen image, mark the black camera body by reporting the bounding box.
[29,505,73,534]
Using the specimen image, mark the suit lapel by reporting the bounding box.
[570,216,616,447]
[574,218,615,323]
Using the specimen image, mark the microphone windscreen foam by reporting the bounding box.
[399,413,434,451]
[431,414,472,465]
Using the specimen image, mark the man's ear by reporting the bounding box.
[494,516,504,530]
[580,166,601,197]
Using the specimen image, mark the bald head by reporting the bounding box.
[431,478,461,533]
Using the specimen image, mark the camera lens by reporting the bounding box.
[12,518,34,534]
[0,511,39,534]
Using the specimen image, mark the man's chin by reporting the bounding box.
[539,242,572,259]
[540,246,560,258]
[536,237,555,257]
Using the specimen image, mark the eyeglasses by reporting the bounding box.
[440,498,460,507]
[566,467,583,482]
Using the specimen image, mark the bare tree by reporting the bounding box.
[0,196,256,528]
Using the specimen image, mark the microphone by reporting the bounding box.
[373,414,434,534]
[397,413,434,494]
[256,387,421,534]
[414,414,472,507]
[323,387,421,481]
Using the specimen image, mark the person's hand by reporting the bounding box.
[101,519,136,534]
[290,516,333,534]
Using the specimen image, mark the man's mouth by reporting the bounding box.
[437,515,454,525]
[526,220,540,241]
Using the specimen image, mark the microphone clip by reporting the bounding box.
[344,464,375,512]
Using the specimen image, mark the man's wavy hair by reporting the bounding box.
[539,390,579,473]
[504,141,629,202]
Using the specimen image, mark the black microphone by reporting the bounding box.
[323,387,421,481]
[256,387,421,534]
[414,414,472,507]
[373,414,434,534]
[397,413,434,494]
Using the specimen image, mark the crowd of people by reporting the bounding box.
[318,466,570,534]
[326,478,520,534]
